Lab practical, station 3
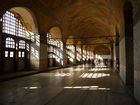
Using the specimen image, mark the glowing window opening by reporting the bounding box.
[19,40,25,49]
[47,32,63,65]
[5,51,8,57]
[5,37,15,48]
[10,51,14,58]
[18,51,21,57]
[22,52,25,57]
[2,11,41,60]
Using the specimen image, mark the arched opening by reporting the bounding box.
[0,7,39,73]
[47,26,63,67]
[85,47,94,66]
[94,45,111,67]
[66,36,75,65]
[124,2,134,86]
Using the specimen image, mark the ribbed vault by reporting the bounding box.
[35,0,124,53]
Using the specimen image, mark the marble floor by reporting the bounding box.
[0,65,139,105]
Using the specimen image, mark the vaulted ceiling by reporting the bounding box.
[37,0,123,37]
[36,0,124,53]
[1,0,128,54]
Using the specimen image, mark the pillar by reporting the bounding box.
[39,34,48,71]
[110,44,114,68]
[0,20,2,73]
[73,44,77,64]
[92,50,95,59]
[63,42,67,66]
[85,48,87,61]
[113,43,117,71]
[81,45,83,63]
[116,39,119,72]
[93,50,95,59]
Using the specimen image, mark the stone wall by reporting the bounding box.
[133,0,140,103]
[119,36,126,84]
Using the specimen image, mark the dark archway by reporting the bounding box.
[124,1,134,86]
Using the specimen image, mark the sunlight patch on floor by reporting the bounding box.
[80,73,110,78]
[24,86,40,90]
[64,86,110,91]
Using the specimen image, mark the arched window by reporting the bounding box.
[2,11,33,39]
[3,11,16,35]
[19,40,25,49]
[5,37,15,48]
[47,32,63,65]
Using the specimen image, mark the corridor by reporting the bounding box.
[0,65,139,105]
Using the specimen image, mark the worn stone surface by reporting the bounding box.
[134,6,140,103]
[0,65,139,105]
[0,0,140,104]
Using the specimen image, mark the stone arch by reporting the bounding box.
[49,26,62,41]
[1,6,38,33]
[76,41,82,47]
[66,36,75,45]
[1,7,39,72]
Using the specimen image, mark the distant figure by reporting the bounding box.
[98,59,101,65]
[84,59,87,64]
[88,59,91,64]
[116,58,120,72]
[92,59,95,67]
[110,59,113,68]
[104,59,108,66]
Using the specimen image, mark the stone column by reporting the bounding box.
[93,50,95,59]
[113,43,117,71]
[81,45,83,63]
[110,44,114,68]
[86,48,88,60]
[116,40,119,72]
[39,34,48,71]
[62,42,67,66]
[73,44,77,64]
[0,21,2,73]
[92,50,95,59]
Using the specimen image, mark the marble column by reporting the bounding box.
[81,45,83,63]
[0,21,2,73]
[73,44,77,64]
[62,42,67,66]
[39,34,48,71]
[113,43,117,71]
